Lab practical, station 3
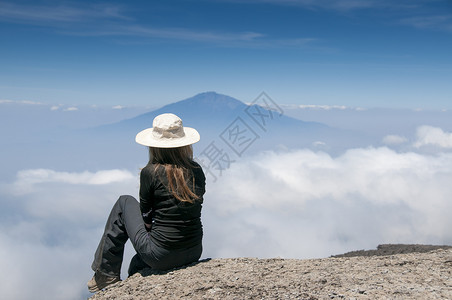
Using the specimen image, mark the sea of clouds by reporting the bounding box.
[203,145,452,259]
[1,102,451,299]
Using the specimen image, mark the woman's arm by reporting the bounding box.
[139,167,154,225]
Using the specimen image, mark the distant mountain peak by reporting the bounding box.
[146,92,246,116]
[195,91,220,97]
[180,91,245,108]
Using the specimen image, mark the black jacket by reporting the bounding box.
[139,162,206,249]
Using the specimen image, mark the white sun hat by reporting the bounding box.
[135,113,200,148]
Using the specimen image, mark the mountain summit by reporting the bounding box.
[108,91,336,151]
[166,91,246,112]
[1,91,365,176]
[92,92,358,160]
[79,91,363,170]
[119,91,249,131]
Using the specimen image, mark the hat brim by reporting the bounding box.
[135,127,200,148]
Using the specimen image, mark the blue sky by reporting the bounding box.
[2,2,452,299]
[1,0,451,109]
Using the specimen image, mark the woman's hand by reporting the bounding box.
[145,223,152,231]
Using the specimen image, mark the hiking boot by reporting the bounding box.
[87,272,121,293]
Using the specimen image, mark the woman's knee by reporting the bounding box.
[117,195,138,208]
[118,194,137,202]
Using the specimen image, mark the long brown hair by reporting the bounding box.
[149,145,199,203]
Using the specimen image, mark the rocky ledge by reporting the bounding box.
[90,244,452,299]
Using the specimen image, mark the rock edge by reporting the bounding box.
[90,246,452,299]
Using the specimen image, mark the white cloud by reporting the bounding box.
[0,99,42,105]
[0,2,126,23]
[108,25,265,43]
[83,25,315,48]
[3,168,137,223]
[0,224,99,300]
[50,105,60,111]
[20,100,42,105]
[0,2,315,48]
[313,141,326,147]
[298,104,348,110]
[382,134,408,145]
[219,0,379,11]
[413,125,452,148]
[0,168,139,300]
[2,146,452,299]
[64,106,78,111]
[112,105,125,109]
[8,168,135,196]
[284,104,366,111]
[203,147,452,259]
[400,15,452,33]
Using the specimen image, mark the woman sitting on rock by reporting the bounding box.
[88,113,206,292]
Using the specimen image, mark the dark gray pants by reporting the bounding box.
[91,195,202,277]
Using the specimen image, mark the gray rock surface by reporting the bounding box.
[90,246,452,299]
[332,244,452,258]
